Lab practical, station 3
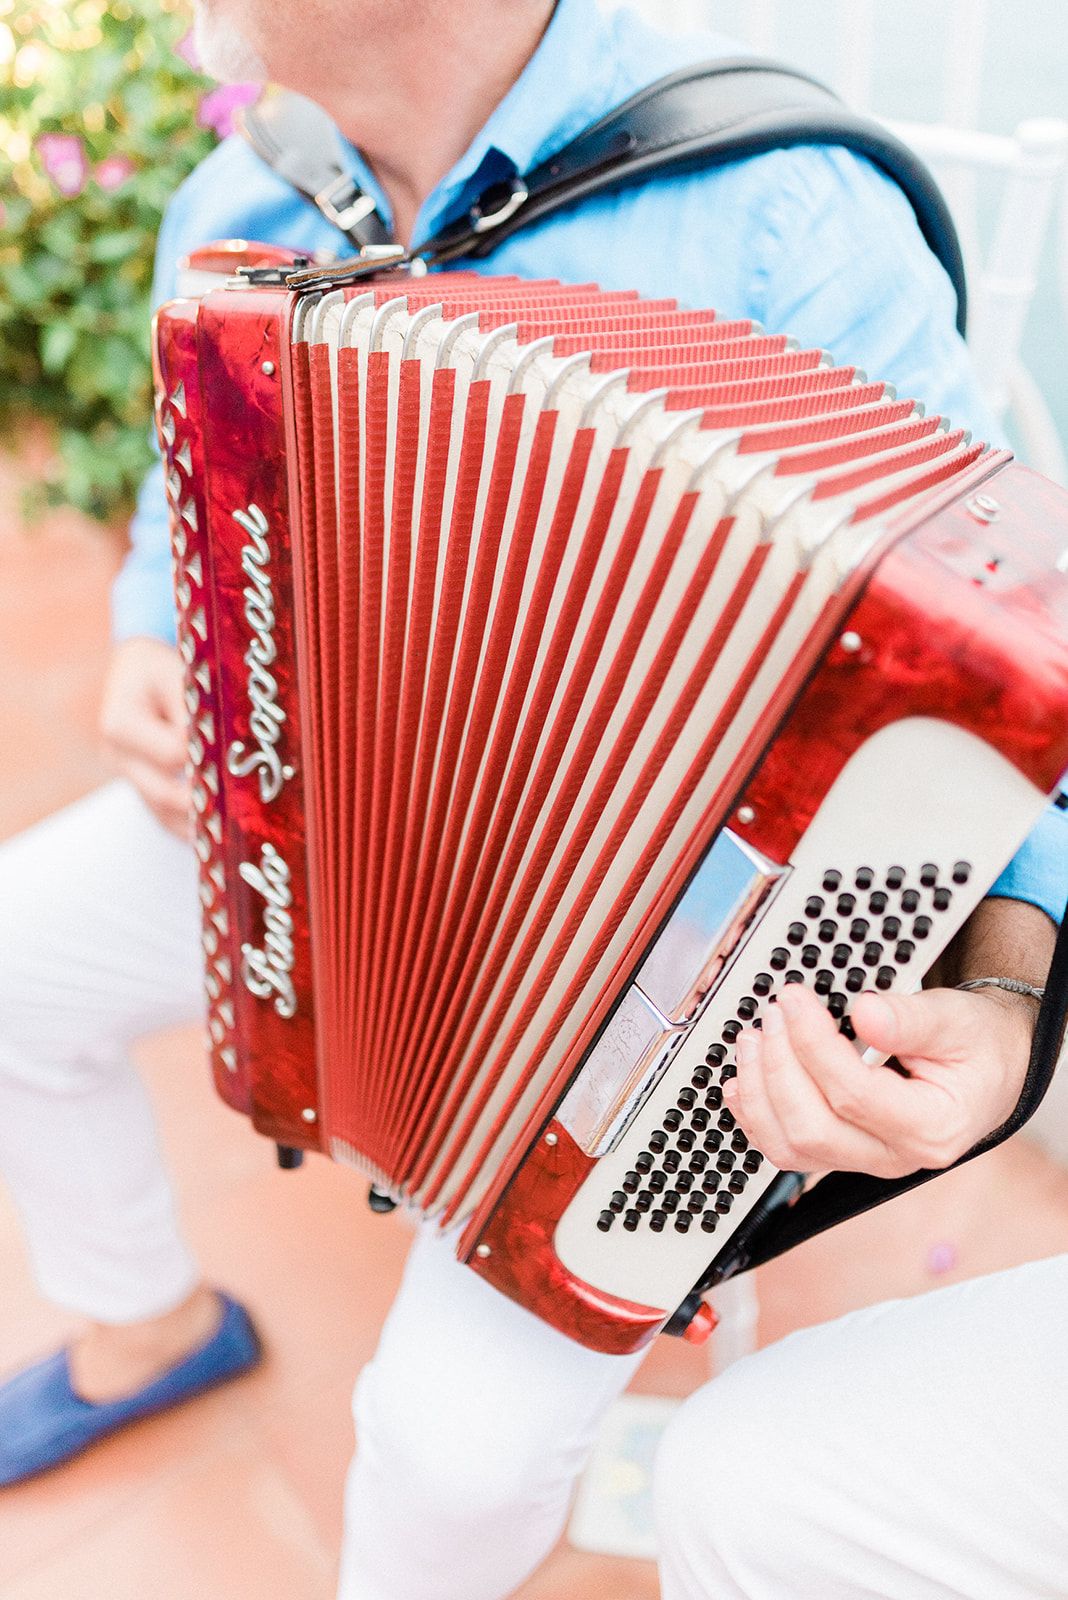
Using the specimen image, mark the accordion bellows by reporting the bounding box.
[155,259,1068,1351]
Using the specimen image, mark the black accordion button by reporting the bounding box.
[688,1192,706,1213]
[702,1170,722,1193]
[715,1192,733,1213]
[868,891,889,915]
[689,1151,709,1172]
[649,1130,668,1153]
[952,861,972,884]
[649,1211,667,1233]
[623,1211,641,1231]
[662,1192,680,1213]
[674,1212,692,1234]
[863,942,883,967]
[815,970,834,996]
[703,1130,723,1153]
[832,944,851,969]
[742,1151,764,1174]
[649,1171,667,1193]
[663,1151,682,1174]
[876,967,895,991]
[913,917,933,939]
[855,867,875,889]
[706,1043,727,1066]
[677,1087,697,1110]
[753,973,774,997]
[718,1110,735,1131]
[845,967,865,994]
[886,866,906,889]
[836,893,856,917]
[635,1152,654,1174]
[609,1191,627,1212]
[933,888,953,912]
[895,940,916,964]
[731,1130,748,1152]
[598,1211,615,1232]
[663,1109,683,1132]
[818,920,838,944]
[622,1172,641,1193]
[801,945,820,969]
[770,948,790,971]
[901,889,921,913]
[849,918,870,943]
[676,1129,696,1153]
[828,993,848,1019]
[692,1066,712,1090]
[701,1212,719,1233]
[737,996,758,1020]
[882,916,902,941]
[822,869,842,891]
[805,896,824,918]
[675,1171,694,1193]
[716,1151,735,1173]
[729,1172,748,1194]
[920,863,939,887]
[787,922,806,946]
[691,1109,711,1132]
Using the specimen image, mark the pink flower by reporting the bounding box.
[36,133,89,198]
[197,82,260,139]
[175,28,202,70]
[95,155,136,192]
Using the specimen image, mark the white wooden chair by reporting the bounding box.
[619,0,1068,481]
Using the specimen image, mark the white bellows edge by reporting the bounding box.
[296,284,988,1226]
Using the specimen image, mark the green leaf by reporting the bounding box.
[40,321,78,373]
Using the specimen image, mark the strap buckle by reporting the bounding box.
[314,174,382,237]
[470,177,529,234]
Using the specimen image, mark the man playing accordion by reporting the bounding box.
[1,0,1065,1595]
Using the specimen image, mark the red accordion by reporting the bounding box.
[154,247,1068,1353]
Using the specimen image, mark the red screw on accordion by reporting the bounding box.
[153,244,1068,1354]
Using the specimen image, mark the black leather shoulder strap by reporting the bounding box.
[240,58,968,333]
[240,88,393,250]
[417,58,967,333]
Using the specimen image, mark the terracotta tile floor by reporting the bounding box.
[2,440,1068,1598]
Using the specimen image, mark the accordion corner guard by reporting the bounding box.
[154,242,1068,1354]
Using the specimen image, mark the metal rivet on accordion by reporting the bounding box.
[544,1131,558,1147]
[299,1107,317,1124]
[965,493,1001,524]
[262,360,276,376]
[475,1243,492,1259]
[737,805,756,826]
[840,631,863,654]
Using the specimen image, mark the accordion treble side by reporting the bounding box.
[154,250,1068,1352]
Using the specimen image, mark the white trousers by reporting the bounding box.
[3,783,1067,1600]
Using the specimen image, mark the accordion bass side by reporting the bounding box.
[154,248,1068,1353]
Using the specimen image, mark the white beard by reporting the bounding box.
[192,6,269,82]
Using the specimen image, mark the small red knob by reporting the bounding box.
[682,1301,720,1347]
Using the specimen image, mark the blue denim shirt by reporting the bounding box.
[113,0,1066,921]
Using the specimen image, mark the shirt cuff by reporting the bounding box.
[987,803,1068,926]
[110,560,178,646]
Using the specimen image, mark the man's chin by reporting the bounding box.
[191,6,269,83]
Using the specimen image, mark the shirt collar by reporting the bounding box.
[335,0,622,242]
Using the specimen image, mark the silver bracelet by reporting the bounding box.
[957,977,1046,1002]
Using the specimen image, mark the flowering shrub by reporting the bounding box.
[0,1,236,520]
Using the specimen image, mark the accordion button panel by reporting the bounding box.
[552,716,1048,1314]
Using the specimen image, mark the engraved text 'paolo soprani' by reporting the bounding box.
[226,504,295,804]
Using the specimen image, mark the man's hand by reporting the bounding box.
[100,637,192,839]
[726,980,1038,1181]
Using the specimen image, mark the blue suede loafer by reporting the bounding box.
[0,1293,261,1487]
